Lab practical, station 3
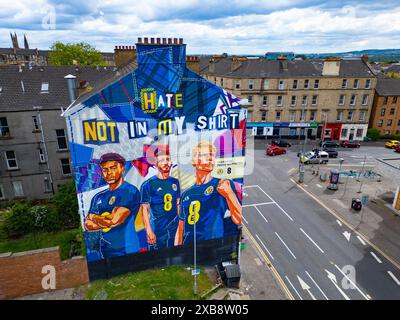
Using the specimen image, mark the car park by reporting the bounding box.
[340,140,361,148]
[271,139,291,147]
[385,140,400,149]
[300,151,329,164]
[266,145,287,156]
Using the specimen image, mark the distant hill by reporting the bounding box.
[304,49,400,62]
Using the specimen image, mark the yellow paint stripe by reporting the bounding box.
[289,177,400,271]
[242,224,294,300]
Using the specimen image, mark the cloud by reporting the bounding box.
[0,0,400,53]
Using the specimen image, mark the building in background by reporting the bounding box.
[0,65,125,201]
[369,78,400,135]
[200,55,376,141]
[265,52,295,61]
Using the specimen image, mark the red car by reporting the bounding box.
[395,144,400,153]
[340,140,361,148]
[266,145,287,156]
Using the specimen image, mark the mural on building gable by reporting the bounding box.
[64,38,247,264]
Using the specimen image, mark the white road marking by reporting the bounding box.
[285,276,303,300]
[370,252,382,264]
[325,269,350,300]
[243,202,275,208]
[342,231,351,242]
[316,184,323,189]
[255,234,275,260]
[288,168,297,174]
[336,219,343,227]
[297,275,316,300]
[334,264,370,300]
[242,216,248,224]
[387,271,400,286]
[300,228,325,254]
[275,232,297,259]
[305,271,329,300]
[357,236,367,246]
[254,206,269,223]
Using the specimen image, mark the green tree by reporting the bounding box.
[52,181,80,229]
[386,72,400,79]
[367,128,380,141]
[49,42,107,66]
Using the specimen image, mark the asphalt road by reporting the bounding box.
[243,139,400,300]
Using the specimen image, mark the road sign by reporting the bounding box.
[361,195,369,206]
[192,269,200,276]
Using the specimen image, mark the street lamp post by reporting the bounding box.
[33,106,55,194]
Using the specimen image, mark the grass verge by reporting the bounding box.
[0,228,83,260]
[85,266,216,300]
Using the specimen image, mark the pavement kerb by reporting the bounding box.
[289,177,400,272]
[242,224,294,300]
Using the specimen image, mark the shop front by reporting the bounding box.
[247,122,318,139]
[340,124,368,141]
[322,123,342,140]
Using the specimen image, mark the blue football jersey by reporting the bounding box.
[87,181,140,260]
[140,175,181,234]
[180,177,239,244]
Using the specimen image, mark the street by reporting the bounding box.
[243,138,400,300]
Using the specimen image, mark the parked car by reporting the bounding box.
[385,140,400,149]
[300,151,329,164]
[395,144,400,153]
[271,139,291,147]
[324,148,338,158]
[266,145,287,156]
[340,140,361,148]
[320,141,339,149]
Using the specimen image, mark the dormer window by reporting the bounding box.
[41,82,49,93]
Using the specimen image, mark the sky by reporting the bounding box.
[1,0,400,54]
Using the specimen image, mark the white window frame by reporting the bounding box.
[291,95,297,107]
[39,147,46,163]
[56,129,68,150]
[247,95,253,103]
[300,110,306,121]
[235,80,240,89]
[276,111,281,121]
[310,111,316,121]
[365,79,371,89]
[342,79,348,89]
[304,79,309,89]
[289,111,296,122]
[293,80,298,89]
[5,151,18,170]
[311,95,318,106]
[337,111,343,121]
[12,181,24,197]
[278,80,285,90]
[301,95,307,106]
[347,111,353,121]
[353,79,359,89]
[277,95,283,106]
[314,79,320,89]
[44,177,52,193]
[262,95,268,106]
[248,79,255,90]
[359,111,366,122]
[339,94,345,106]
[263,79,269,90]
[0,117,10,137]
[350,94,357,106]
[41,82,49,93]
[341,128,348,138]
[362,94,368,106]
[261,111,267,122]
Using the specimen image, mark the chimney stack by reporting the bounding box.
[64,74,77,103]
[361,54,369,63]
[231,56,246,72]
[186,55,200,73]
[114,45,137,68]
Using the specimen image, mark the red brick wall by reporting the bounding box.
[0,247,89,300]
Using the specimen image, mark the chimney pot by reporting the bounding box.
[168,38,172,44]
[162,38,167,44]
[179,38,183,44]
[138,37,142,43]
[173,38,178,44]
[150,37,155,44]
[144,37,148,44]
[156,37,161,44]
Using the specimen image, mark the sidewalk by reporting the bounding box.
[291,167,400,266]
[238,229,288,300]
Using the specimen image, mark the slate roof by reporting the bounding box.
[0,48,49,56]
[375,78,400,96]
[0,65,120,112]
[200,57,374,78]
[385,64,400,74]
